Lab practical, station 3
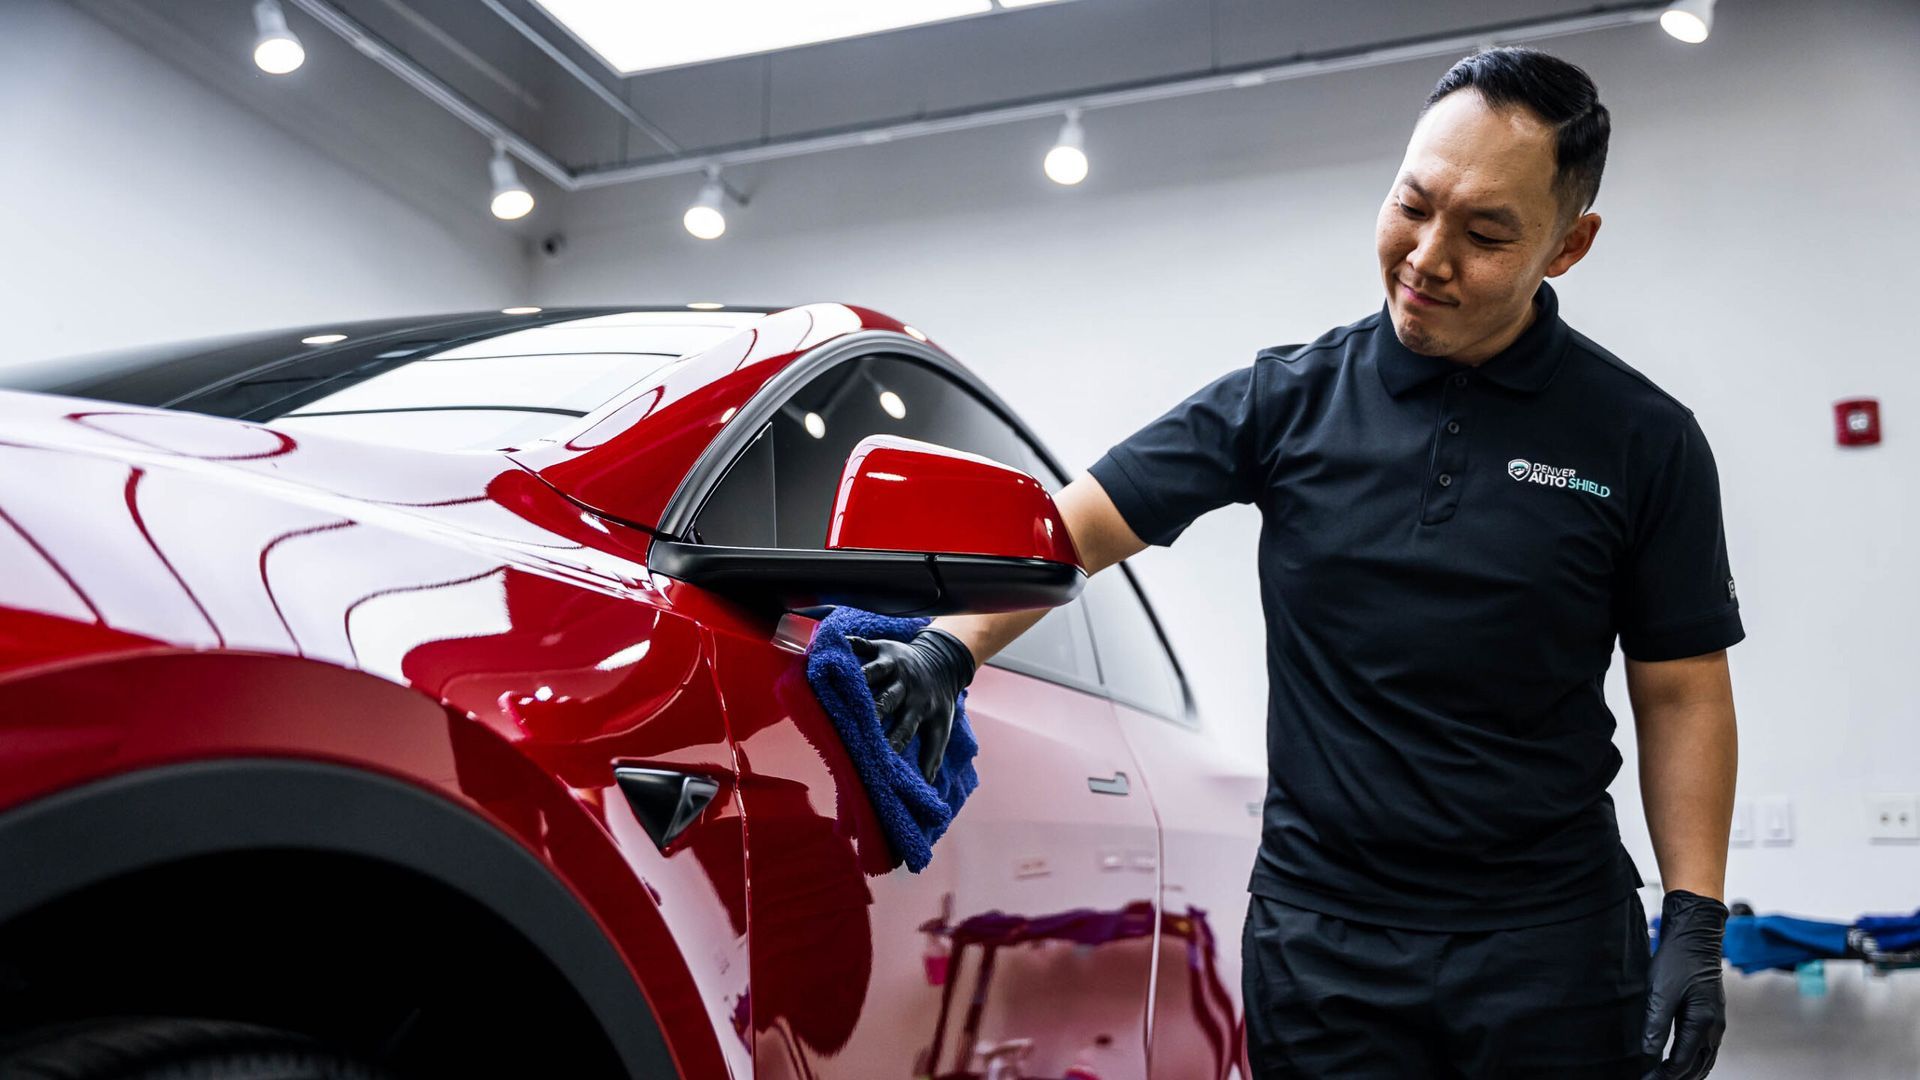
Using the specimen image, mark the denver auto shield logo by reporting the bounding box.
[1507,457,1610,498]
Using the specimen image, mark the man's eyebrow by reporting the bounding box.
[1397,174,1524,233]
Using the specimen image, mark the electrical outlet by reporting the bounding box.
[1728,801,1754,847]
[1760,799,1794,846]
[1867,794,1920,844]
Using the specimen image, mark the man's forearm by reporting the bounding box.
[930,608,1051,670]
[1631,655,1738,901]
[930,474,1148,671]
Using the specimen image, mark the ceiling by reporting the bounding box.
[67,0,1646,232]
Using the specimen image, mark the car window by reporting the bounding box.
[1082,566,1190,724]
[690,352,1099,687]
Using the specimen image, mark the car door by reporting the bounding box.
[1079,568,1265,1080]
[681,349,1161,1080]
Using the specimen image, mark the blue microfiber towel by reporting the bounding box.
[1718,915,1852,974]
[1856,909,1920,952]
[804,606,979,873]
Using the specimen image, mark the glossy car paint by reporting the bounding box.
[826,434,1084,568]
[0,303,1263,1079]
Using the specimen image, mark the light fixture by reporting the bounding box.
[301,333,347,345]
[1660,0,1714,43]
[687,301,726,310]
[1044,109,1089,186]
[502,305,542,315]
[683,168,727,240]
[489,143,535,221]
[803,412,827,439]
[251,0,306,74]
[879,390,907,420]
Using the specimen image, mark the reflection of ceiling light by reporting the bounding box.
[530,0,1088,76]
[252,0,305,74]
[301,333,347,345]
[489,143,535,220]
[683,169,727,239]
[1044,110,1089,185]
[501,306,542,315]
[902,325,928,342]
[1660,0,1713,42]
[879,390,907,419]
[687,301,726,310]
[803,411,827,439]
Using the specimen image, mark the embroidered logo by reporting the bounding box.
[1506,457,1610,498]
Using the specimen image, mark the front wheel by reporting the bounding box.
[0,1017,394,1080]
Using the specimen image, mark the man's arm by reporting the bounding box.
[842,473,1147,783]
[1626,649,1737,900]
[929,472,1148,669]
[1628,648,1736,1077]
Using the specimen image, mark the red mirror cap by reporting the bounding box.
[825,435,1084,570]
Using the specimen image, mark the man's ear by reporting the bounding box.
[1546,212,1601,278]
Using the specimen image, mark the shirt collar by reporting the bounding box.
[1370,280,1569,397]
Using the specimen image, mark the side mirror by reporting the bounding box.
[650,435,1085,616]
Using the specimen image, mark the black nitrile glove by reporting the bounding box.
[847,627,975,785]
[1642,889,1729,1080]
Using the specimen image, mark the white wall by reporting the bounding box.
[0,0,530,365]
[534,1,1920,1072]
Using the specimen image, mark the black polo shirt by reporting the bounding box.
[1088,281,1743,931]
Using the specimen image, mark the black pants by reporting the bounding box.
[1241,892,1651,1079]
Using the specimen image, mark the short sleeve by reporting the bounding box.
[1087,363,1263,547]
[1616,413,1745,661]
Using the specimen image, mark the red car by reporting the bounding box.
[0,303,1262,1079]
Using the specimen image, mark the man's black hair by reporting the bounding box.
[1424,47,1610,217]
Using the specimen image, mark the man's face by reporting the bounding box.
[1375,89,1599,360]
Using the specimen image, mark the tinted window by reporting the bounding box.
[1083,567,1189,723]
[692,353,1097,686]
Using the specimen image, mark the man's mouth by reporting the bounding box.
[1397,278,1453,308]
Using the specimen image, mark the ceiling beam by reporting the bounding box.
[283,0,1669,194]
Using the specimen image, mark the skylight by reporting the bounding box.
[532,0,1072,76]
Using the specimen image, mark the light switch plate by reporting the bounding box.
[1760,799,1794,846]
[1728,801,1754,847]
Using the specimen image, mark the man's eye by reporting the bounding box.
[1398,200,1426,218]
[1469,231,1510,245]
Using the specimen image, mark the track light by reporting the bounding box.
[1660,0,1714,43]
[489,143,534,221]
[252,0,306,75]
[683,168,728,240]
[1044,109,1089,186]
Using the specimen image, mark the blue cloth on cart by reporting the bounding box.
[804,605,979,873]
[1856,909,1920,952]
[1721,914,1851,973]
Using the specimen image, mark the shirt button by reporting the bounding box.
[1437,473,1453,487]
[1452,374,1468,388]
[1446,420,1461,435]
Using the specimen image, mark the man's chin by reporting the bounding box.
[1390,308,1450,356]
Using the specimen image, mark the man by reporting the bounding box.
[851,48,1739,1079]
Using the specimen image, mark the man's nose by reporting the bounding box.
[1406,226,1451,281]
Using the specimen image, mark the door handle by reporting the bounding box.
[1087,771,1129,796]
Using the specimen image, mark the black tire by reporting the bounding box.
[0,1018,393,1080]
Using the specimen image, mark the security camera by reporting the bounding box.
[539,232,567,259]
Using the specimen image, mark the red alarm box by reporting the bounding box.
[1835,398,1881,446]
